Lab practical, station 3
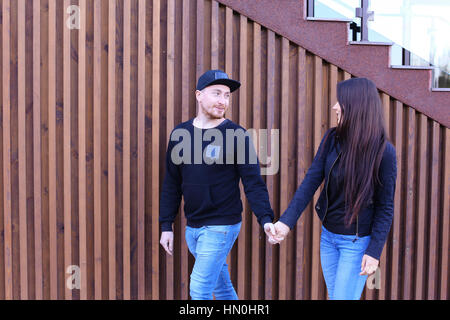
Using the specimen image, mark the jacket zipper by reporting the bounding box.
[322,151,342,224]
[323,151,359,242]
[353,215,359,243]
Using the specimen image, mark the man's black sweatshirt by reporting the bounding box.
[159,118,274,232]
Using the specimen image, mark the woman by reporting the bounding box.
[272,77,397,300]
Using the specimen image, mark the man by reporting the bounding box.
[159,69,276,300]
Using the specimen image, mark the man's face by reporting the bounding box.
[196,84,231,119]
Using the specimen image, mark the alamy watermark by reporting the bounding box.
[366,267,381,290]
[170,128,279,175]
[66,265,81,290]
[66,5,80,30]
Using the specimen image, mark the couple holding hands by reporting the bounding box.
[159,70,397,300]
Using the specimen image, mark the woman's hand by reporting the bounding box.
[273,221,290,243]
[360,254,379,275]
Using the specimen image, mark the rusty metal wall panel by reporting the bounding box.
[0,0,448,300]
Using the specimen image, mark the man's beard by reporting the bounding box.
[203,105,225,120]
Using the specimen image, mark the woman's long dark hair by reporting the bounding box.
[335,78,387,226]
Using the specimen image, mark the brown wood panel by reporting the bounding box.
[2,0,13,301]
[93,0,102,300]
[32,0,43,301]
[403,107,416,299]
[250,22,262,300]
[390,100,403,299]
[295,46,307,300]
[179,0,190,301]
[311,55,323,300]
[122,0,131,300]
[440,128,449,300]
[151,0,160,300]
[264,29,276,300]
[0,0,448,300]
[107,0,117,300]
[278,36,289,300]
[17,0,28,300]
[378,92,390,300]
[78,0,88,300]
[415,113,428,299]
[63,0,72,301]
[428,121,440,299]
[0,0,5,301]
[236,14,248,299]
[48,0,58,300]
[137,0,146,301]
[164,0,175,300]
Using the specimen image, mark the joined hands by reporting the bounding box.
[264,221,290,244]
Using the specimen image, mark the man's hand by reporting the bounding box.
[273,221,290,243]
[160,231,174,255]
[360,254,379,275]
[264,223,277,244]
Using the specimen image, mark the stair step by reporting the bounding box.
[349,41,394,46]
[391,65,435,70]
[305,17,353,23]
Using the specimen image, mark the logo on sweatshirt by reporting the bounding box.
[205,144,221,160]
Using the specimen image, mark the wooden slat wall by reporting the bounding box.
[0,0,448,300]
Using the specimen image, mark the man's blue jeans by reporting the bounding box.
[320,225,371,300]
[185,222,241,300]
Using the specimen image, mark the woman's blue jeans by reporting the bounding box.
[185,222,241,300]
[320,225,371,300]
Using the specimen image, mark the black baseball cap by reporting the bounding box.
[196,70,241,93]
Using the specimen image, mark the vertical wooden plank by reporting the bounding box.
[265,29,275,300]
[237,14,247,299]
[107,0,117,300]
[0,0,4,301]
[24,0,35,299]
[302,52,314,300]
[210,1,218,70]
[78,0,88,300]
[250,21,261,300]
[344,71,351,81]
[48,0,58,300]
[328,65,338,128]
[151,0,160,300]
[390,100,403,300]
[137,0,146,301]
[195,0,204,80]
[414,113,427,300]
[2,0,12,301]
[427,121,440,299]
[165,0,175,300]
[311,55,323,300]
[63,0,72,301]
[55,0,65,300]
[100,0,109,300]
[122,0,131,301]
[17,0,28,300]
[93,0,102,300]
[440,128,449,299]
[295,46,307,300]
[402,107,415,299]
[278,36,289,300]
[179,0,190,300]
[33,0,44,300]
[224,6,233,121]
[379,92,390,300]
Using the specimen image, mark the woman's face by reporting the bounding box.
[332,102,342,124]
